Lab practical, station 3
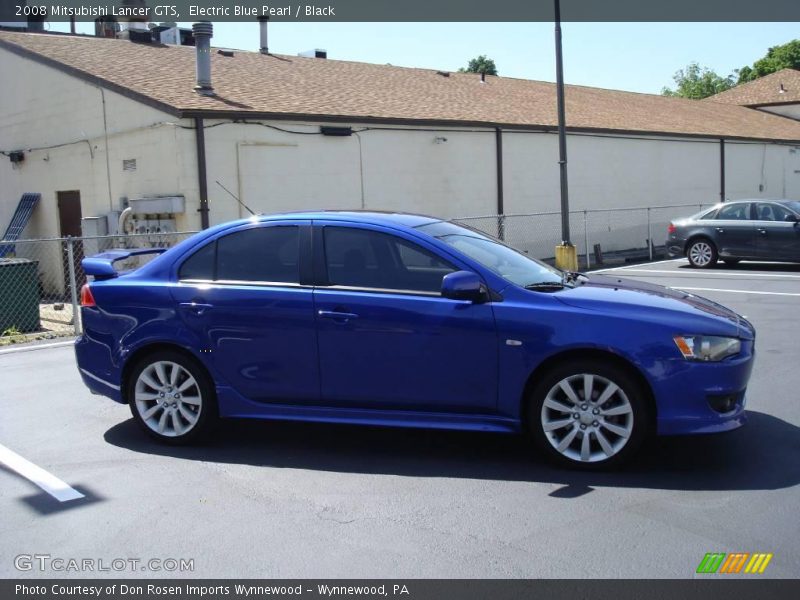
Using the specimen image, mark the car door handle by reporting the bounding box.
[757,228,767,235]
[318,310,359,321]
[715,228,725,233]
[179,302,214,315]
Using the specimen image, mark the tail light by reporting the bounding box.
[667,223,676,234]
[80,284,96,307]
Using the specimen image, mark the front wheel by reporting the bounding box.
[687,239,718,268]
[127,350,217,444]
[528,360,649,470]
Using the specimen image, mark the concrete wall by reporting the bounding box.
[2,46,800,270]
[0,47,188,242]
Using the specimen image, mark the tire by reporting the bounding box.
[527,360,649,470]
[686,238,718,269]
[723,259,741,267]
[126,349,217,445]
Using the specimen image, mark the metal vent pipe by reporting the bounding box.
[192,22,214,95]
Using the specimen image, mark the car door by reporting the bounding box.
[753,202,800,261]
[712,202,756,258]
[171,222,320,404]
[312,222,499,413]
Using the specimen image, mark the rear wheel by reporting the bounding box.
[687,239,718,268]
[127,350,217,444]
[528,360,649,470]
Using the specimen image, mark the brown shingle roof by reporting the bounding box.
[706,68,800,107]
[3,30,800,142]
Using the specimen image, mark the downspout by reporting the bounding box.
[195,117,210,229]
[720,138,726,203]
[495,127,505,240]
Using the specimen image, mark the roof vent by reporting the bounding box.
[217,49,235,57]
[192,22,214,96]
[298,49,327,59]
[436,71,450,77]
[779,83,787,94]
[258,16,269,55]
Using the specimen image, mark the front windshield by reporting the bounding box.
[416,221,563,288]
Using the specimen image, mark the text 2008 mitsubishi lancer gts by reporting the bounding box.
[75,212,755,469]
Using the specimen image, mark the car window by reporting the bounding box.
[754,203,794,222]
[179,241,216,280]
[715,203,750,221]
[215,226,300,283]
[692,206,720,220]
[417,220,563,288]
[324,227,455,293]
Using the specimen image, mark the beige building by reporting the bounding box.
[1,27,800,256]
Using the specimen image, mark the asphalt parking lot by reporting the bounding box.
[1,258,799,579]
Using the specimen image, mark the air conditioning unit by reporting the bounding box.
[128,196,185,214]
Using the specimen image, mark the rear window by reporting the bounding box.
[179,226,300,284]
[178,242,215,280]
[715,203,750,221]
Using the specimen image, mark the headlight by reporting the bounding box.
[673,335,741,361]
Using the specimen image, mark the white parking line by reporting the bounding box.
[612,269,800,280]
[592,259,685,273]
[0,340,75,356]
[0,443,84,502]
[676,287,800,297]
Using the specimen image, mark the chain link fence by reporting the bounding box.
[0,231,197,347]
[0,203,709,346]
[454,203,710,269]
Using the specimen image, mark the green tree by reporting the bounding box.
[736,39,800,83]
[661,62,734,99]
[458,55,498,76]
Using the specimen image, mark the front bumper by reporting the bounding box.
[653,340,754,436]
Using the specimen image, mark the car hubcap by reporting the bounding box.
[540,373,634,463]
[134,361,202,437]
[690,242,712,266]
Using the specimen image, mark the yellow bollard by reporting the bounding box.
[555,243,578,272]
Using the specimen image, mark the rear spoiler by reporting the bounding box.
[82,248,168,280]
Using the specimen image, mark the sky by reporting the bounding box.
[48,21,799,94]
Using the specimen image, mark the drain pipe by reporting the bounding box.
[195,117,210,229]
[192,22,214,96]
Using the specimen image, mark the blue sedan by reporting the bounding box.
[75,212,755,469]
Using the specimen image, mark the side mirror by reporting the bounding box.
[441,271,487,303]
[785,213,798,223]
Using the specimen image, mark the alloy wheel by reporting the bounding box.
[134,361,203,437]
[540,373,634,463]
[689,242,713,267]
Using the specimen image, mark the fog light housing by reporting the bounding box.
[707,391,744,414]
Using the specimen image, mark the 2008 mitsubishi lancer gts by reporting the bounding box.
[75,211,755,469]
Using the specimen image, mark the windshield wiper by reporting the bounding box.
[524,281,566,291]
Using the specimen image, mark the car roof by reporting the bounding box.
[722,199,796,204]
[227,210,442,230]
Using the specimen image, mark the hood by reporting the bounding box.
[555,274,755,340]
